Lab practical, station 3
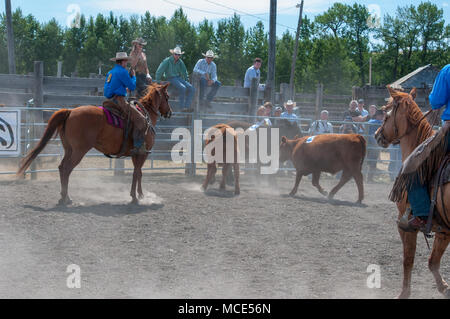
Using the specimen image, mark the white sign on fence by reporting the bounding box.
[0,109,21,157]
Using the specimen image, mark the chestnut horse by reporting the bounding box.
[375,86,450,298]
[17,83,172,205]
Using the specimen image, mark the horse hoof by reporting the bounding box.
[395,291,410,299]
[130,198,139,205]
[138,194,144,200]
[234,189,240,195]
[57,198,72,206]
[321,191,328,197]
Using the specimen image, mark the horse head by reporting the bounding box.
[139,83,173,119]
[375,86,420,148]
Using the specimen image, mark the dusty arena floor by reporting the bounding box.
[0,170,448,299]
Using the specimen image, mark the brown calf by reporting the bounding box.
[280,134,366,203]
[202,124,240,195]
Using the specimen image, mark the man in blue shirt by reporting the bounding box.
[193,50,221,108]
[401,64,450,231]
[104,52,147,155]
[281,100,298,124]
[244,58,262,88]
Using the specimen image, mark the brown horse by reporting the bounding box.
[17,83,173,205]
[201,123,240,195]
[375,86,450,298]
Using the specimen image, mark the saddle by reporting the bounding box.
[101,99,154,158]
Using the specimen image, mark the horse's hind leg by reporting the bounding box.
[202,163,216,191]
[311,171,327,196]
[58,147,88,205]
[220,164,230,190]
[428,233,450,298]
[233,163,240,195]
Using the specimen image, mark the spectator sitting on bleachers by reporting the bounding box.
[281,100,298,123]
[310,110,333,135]
[264,101,273,116]
[339,116,358,134]
[357,99,369,118]
[367,104,378,121]
[249,106,272,131]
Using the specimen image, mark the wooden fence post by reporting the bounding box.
[280,83,290,105]
[30,61,44,180]
[248,77,259,118]
[315,83,323,120]
[185,73,200,176]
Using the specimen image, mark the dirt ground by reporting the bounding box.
[0,169,448,299]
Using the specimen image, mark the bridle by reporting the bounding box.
[381,97,428,145]
[138,88,171,119]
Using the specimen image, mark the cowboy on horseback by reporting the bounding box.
[398,64,450,232]
[104,52,148,155]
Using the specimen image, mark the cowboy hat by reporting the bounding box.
[110,52,131,61]
[132,37,147,46]
[202,50,217,58]
[169,47,185,55]
[284,100,298,109]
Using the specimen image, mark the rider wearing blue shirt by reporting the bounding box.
[104,64,136,98]
[104,52,147,155]
[404,64,450,231]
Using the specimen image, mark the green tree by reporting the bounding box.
[344,3,370,86]
[62,14,87,76]
[215,13,245,85]
[244,21,268,81]
[35,19,63,75]
[315,3,349,38]
[413,1,445,64]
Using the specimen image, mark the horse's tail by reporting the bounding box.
[356,134,367,170]
[17,109,71,176]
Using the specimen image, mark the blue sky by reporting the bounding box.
[1,0,449,36]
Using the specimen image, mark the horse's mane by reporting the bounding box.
[139,84,158,106]
[384,92,433,145]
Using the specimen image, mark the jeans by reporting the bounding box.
[168,76,195,108]
[388,144,402,181]
[408,132,450,217]
[199,78,221,102]
[135,73,147,98]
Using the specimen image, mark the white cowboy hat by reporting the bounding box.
[202,50,217,58]
[284,100,298,109]
[110,52,131,61]
[132,37,147,46]
[169,47,185,55]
